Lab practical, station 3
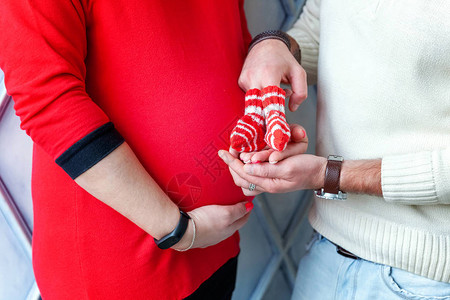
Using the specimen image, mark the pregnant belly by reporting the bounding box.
[119,102,251,211]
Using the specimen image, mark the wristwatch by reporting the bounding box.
[314,155,347,200]
[154,210,191,249]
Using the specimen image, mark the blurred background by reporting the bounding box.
[0,0,316,299]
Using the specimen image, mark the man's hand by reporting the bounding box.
[219,120,383,197]
[218,124,325,196]
[239,39,307,111]
[173,202,252,250]
[219,150,326,196]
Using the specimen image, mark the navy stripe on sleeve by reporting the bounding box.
[55,122,125,179]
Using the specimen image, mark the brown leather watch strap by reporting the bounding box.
[324,155,343,194]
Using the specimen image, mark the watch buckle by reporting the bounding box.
[314,188,347,201]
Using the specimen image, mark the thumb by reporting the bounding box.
[218,150,234,164]
[228,147,240,158]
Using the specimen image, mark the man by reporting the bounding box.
[220,0,450,298]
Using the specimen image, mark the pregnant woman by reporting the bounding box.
[0,1,253,299]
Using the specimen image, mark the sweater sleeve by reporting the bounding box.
[0,0,124,179]
[287,0,321,85]
[381,149,450,205]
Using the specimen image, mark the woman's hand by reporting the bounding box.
[219,152,326,196]
[218,124,327,196]
[173,150,254,251]
[240,124,308,164]
[172,201,252,250]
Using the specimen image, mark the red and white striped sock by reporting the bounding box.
[262,86,290,151]
[230,88,266,153]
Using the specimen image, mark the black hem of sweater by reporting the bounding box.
[55,122,125,179]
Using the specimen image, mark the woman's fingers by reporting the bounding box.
[239,146,271,163]
[238,124,308,164]
[185,201,253,249]
[249,149,275,164]
[230,210,252,232]
[224,201,249,223]
[268,124,308,163]
[290,123,308,143]
[219,150,274,187]
[229,147,240,158]
[229,165,266,194]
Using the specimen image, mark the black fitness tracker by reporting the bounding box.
[154,210,191,250]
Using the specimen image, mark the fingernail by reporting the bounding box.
[244,160,251,164]
[301,129,306,138]
[243,164,253,175]
[269,160,278,164]
[245,202,254,212]
[252,161,261,164]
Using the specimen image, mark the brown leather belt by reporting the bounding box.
[333,243,359,260]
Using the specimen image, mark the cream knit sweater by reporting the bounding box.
[288,0,450,282]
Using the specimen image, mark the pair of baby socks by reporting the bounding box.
[230,86,290,153]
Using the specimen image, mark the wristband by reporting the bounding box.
[315,155,347,200]
[248,30,291,53]
[154,210,190,249]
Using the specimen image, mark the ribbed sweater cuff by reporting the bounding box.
[382,151,443,204]
[55,122,125,179]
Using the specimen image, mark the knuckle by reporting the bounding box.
[238,76,246,88]
[238,73,251,88]
[261,167,270,178]
[222,208,234,224]
[291,65,302,75]
[266,185,278,194]
[296,65,306,76]
[238,70,255,89]
[298,90,308,100]
[232,176,241,186]
[266,186,275,193]
[237,177,249,188]
[285,165,293,176]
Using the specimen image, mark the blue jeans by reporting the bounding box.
[292,234,450,300]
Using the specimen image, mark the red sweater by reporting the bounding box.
[0,1,252,299]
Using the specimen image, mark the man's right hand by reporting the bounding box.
[238,38,308,112]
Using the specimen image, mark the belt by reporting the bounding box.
[332,242,359,260]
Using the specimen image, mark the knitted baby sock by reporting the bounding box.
[230,88,266,152]
[262,86,290,151]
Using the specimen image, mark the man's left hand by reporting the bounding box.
[219,124,326,196]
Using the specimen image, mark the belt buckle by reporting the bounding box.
[336,245,359,260]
